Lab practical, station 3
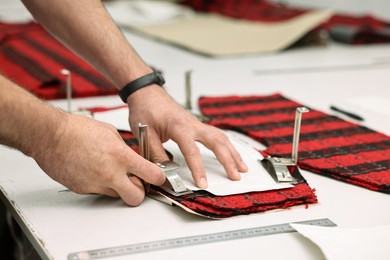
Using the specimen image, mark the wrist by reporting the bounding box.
[0,78,67,159]
[119,70,165,103]
[25,106,68,160]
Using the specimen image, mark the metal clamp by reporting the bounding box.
[138,123,192,196]
[139,124,151,193]
[156,161,193,196]
[261,107,309,183]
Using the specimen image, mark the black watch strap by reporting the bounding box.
[119,71,165,103]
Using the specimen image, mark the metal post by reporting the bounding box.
[292,107,309,163]
[138,123,150,161]
[185,70,192,111]
[60,69,72,113]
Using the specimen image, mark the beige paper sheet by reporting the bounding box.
[125,10,333,57]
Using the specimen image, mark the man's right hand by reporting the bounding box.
[32,113,166,206]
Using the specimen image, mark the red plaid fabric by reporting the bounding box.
[181,0,390,44]
[118,130,317,218]
[0,22,117,100]
[181,0,307,22]
[198,93,390,194]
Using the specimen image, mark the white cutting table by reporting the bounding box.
[1,1,390,259]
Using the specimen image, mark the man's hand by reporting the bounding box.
[127,85,248,188]
[1,77,166,206]
[33,113,166,206]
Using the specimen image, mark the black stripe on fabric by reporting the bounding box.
[240,114,340,131]
[276,140,390,160]
[264,126,375,146]
[326,160,389,176]
[23,36,114,91]
[3,46,59,85]
[199,95,290,108]
[378,183,390,193]
[123,137,138,147]
[206,106,302,119]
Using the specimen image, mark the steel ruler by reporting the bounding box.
[68,218,336,260]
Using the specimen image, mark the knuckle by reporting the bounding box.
[184,146,199,158]
[213,132,228,146]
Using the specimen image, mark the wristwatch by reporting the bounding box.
[119,70,165,103]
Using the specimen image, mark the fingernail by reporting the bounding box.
[232,169,241,180]
[198,177,208,188]
[159,170,166,184]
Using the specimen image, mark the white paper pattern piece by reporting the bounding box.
[291,223,390,260]
[92,109,292,195]
[163,130,292,196]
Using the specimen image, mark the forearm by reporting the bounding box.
[20,0,247,188]
[0,75,65,158]
[21,0,151,89]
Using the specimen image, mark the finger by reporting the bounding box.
[174,134,208,188]
[148,131,170,163]
[129,175,145,189]
[200,128,248,180]
[111,174,145,206]
[225,141,248,173]
[99,176,147,203]
[99,188,120,198]
[126,151,166,186]
[80,185,120,197]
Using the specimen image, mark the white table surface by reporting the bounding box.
[1,2,390,260]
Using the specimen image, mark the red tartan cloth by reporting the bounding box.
[198,93,390,194]
[0,22,118,100]
[118,130,317,218]
[181,0,390,44]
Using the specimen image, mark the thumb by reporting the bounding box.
[148,132,170,163]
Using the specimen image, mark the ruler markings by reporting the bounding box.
[68,218,336,260]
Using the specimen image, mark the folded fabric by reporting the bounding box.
[324,15,390,44]
[198,93,390,194]
[118,130,317,218]
[0,22,117,99]
[181,0,390,44]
